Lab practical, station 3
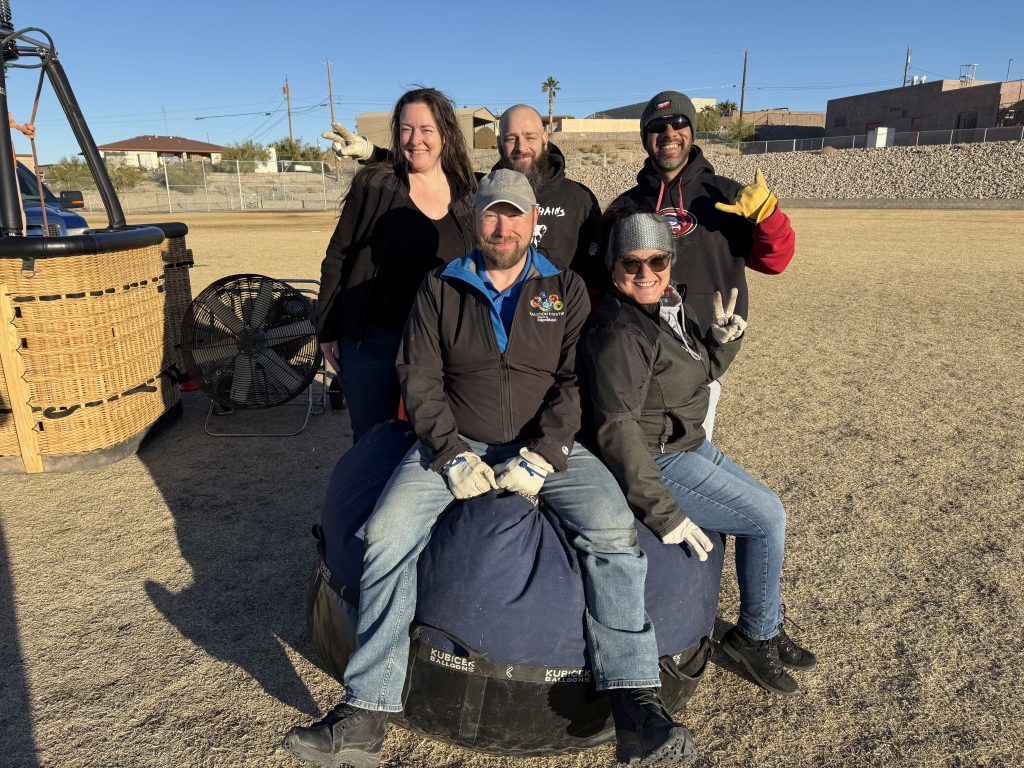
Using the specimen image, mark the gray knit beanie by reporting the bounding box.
[606,213,675,270]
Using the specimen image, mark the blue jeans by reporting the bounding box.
[338,328,403,442]
[654,440,786,640]
[344,438,660,712]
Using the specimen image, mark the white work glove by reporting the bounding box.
[321,122,375,162]
[660,517,714,561]
[443,452,499,500]
[710,288,747,344]
[494,447,553,497]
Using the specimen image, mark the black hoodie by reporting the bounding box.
[493,143,604,287]
[604,145,795,333]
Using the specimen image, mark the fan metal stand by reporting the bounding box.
[204,278,328,437]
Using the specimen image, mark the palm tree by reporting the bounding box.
[541,76,561,133]
[717,100,738,117]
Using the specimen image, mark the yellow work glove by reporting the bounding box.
[714,168,777,224]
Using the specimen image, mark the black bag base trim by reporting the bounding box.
[387,634,712,757]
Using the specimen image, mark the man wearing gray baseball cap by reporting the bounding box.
[604,90,796,442]
[284,169,697,767]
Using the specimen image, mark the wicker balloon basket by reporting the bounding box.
[0,225,193,474]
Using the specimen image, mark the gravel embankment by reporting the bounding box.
[559,141,1024,205]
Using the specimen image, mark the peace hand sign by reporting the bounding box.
[710,288,747,344]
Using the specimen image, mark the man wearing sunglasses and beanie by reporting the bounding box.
[604,91,795,440]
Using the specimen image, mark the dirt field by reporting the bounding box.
[2,209,1023,768]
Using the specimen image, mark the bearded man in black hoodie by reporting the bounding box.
[603,91,796,440]
[322,104,604,285]
[495,104,604,284]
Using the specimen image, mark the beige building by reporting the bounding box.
[356,107,499,150]
[556,118,640,133]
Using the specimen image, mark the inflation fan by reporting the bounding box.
[180,274,321,410]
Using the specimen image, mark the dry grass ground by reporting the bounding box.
[2,209,1022,768]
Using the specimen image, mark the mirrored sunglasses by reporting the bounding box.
[618,254,672,274]
[647,115,689,134]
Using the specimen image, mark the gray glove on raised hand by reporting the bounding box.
[443,451,499,500]
[494,447,554,497]
[710,287,747,344]
[660,517,714,561]
[321,122,375,162]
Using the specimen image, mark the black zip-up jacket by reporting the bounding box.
[398,248,588,474]
[490,143,603,285]
[604,145,795,333]
[579,289,740,537]
[317,166,475,343]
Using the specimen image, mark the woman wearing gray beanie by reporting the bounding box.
[580,211,814,697]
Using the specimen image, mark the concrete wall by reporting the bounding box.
[722,110,826,128]
[557,118,639,133]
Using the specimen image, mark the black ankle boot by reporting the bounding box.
[282,700,388,768]
[610,687,698,766]
[777,624,816,670]
[720,626,798,695]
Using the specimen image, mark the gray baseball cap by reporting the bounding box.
[606,212,675,269]
[475,169,537,214]
[640,91,697,140]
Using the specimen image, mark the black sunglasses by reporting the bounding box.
[647,115,689,134]
[617,254,672,274]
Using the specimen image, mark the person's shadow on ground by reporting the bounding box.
[0,521,41,768]
[139,391,349,716]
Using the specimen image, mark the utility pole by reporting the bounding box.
[739,49,748,123]
[1007,58,1014,82]
[326,60,336,124]
[283,76,294,144]
[902,47,911,87]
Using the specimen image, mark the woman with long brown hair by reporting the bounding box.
[317,87,477,441]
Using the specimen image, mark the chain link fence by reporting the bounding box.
[49,159,357,215]
[727,125,1024,155]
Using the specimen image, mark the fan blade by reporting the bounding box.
[247,280,277,329]
[208,294,246,335]
[190,342,238,369]
[229,355,254,404]
[263,321,314,344]
[254,348,306,391]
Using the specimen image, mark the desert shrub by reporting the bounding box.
[696,106,720,134]
[163,163,205,193]
[104,160,146,192]
[46,157,95,189]
[728,120,757,143]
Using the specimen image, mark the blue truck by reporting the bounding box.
[16,161,89,236]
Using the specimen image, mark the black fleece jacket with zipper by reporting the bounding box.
[398,248,587,474]
[579,288,740,537]
[316,166,476,343]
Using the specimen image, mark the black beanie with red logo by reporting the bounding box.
[640,91,698,142]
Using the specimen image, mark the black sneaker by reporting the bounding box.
[777,625,816,670]
[282,700,387,768]
[610,687,699,766]
[719,626,798,696]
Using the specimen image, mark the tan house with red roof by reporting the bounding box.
[96,135,227,169]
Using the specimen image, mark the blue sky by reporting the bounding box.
[10,0,1023,163]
